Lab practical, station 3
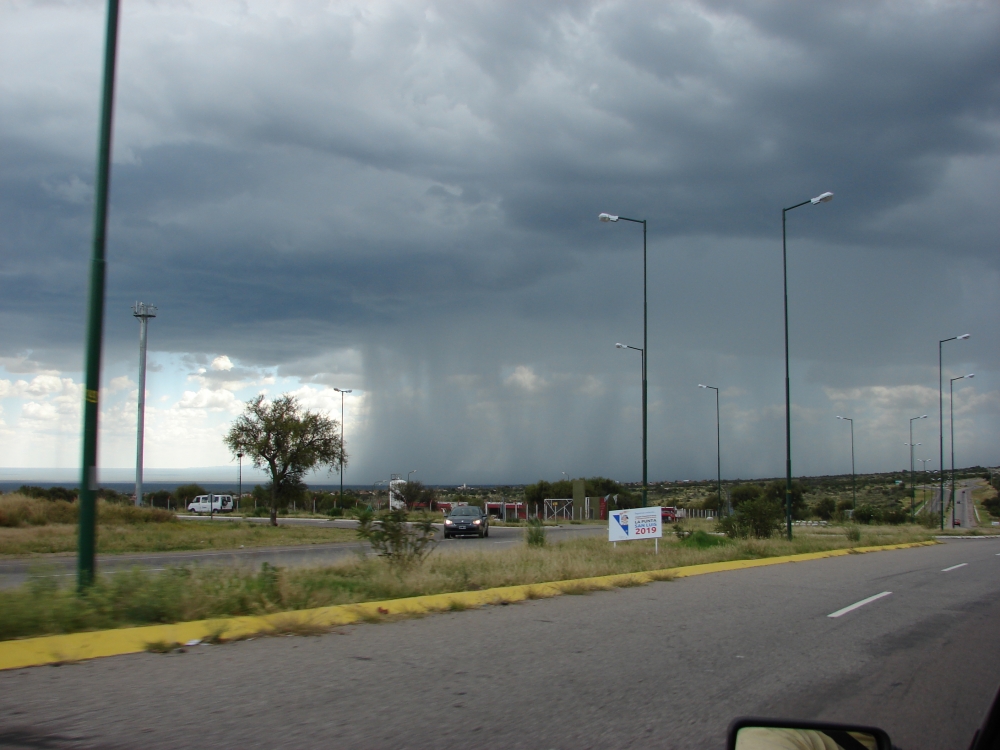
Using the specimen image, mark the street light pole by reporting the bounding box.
[781,191,834,539]
[616,342,646,505]
[939,334,970,530]
[334,388,352,504]
[909,414,928,518]
[132,302,156,507]
[699,385,722,515]
[78,0,122,589]
[601,213,648,507]
[950,374,974,528]
[836,416,855,509]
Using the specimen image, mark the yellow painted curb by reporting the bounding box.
[0,540,937,671]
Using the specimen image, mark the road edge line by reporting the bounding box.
[0,540,937,671]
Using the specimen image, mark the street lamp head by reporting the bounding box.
[958,333,970,340]
[920,414,928,419]
[615,343,625,349]
[599,213,619,222]
[966,373,975,379]
[810,192,834,205]
[698,384,707,389]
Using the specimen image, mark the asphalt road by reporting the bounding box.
[2,538,999,749]
[0,522,606,589]
[926,480,978,528]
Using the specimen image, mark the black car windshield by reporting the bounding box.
[450,507,480,516]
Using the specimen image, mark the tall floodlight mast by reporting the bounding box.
[133,302,157,506]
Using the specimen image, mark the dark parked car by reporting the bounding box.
[443,505,489,539]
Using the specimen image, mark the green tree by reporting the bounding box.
[730,483,762,508]
[174,484,206,509]
[762,480,807,519]
[224,394,345,526]
[396,480,438,510]
[147,489,172,509]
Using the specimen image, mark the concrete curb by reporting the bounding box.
[0,540,937,671]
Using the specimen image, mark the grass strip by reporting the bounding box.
[0,539,937,670]
[1,525,932,643]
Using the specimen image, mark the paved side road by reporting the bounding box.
[2,538,998,749]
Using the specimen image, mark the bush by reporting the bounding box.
[525,518,546,547]
[919,510,941,529]
[0,495,174,528]
[853,504,879,524]
[680,529,726,549]
[881,506,909,525]
[845,525,861,543]
[814,497,836,520]
[983,494,1000,518]
[700,492,721,511]
[356,508,437,569]
[0,496,76,527]
[717,497,784,539]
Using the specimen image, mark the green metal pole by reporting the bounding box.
[940,339,946,531]
[602,214,649,507]
[715,386,722,516]
[340,392,345,502]
[78,0,121,590]
[781,203,805,540]
[850,418,855,510]
[642,218,647,509]
[951,377,959,529]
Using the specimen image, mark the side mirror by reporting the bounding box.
[728,718,892,750]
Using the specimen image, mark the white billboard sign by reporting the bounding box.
[608,506,662,542]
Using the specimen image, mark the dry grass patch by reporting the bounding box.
[0,507,356,558]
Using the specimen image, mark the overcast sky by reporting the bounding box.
[1,0,997,486]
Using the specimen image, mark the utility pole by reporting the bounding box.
[334,388,352,504]
[78,0,122,589]
[133,302,156,506]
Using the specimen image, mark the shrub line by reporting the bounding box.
[0,540,936,672]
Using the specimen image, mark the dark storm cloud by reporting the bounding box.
[1,0,998,479]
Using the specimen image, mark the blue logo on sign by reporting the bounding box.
[615,511,629,536]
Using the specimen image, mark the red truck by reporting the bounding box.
[661,506,678,523]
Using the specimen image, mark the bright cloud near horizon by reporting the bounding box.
[1,1,997,485]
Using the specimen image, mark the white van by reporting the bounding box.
[187,494,234,514]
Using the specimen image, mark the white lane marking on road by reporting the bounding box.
[942,563,968,572]
[29,568,169,579]
[828,591,892,618]
[493,540,518,545]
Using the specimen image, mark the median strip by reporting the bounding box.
[0,539,936,671]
